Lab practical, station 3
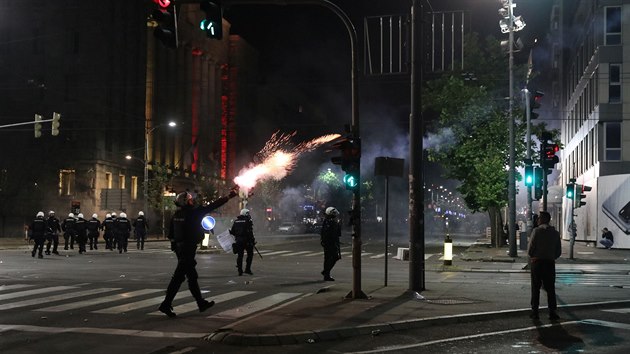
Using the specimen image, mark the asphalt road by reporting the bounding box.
[2,232,628,353]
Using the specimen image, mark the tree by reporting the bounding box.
[145,163,174,238]
[423,33,531,247]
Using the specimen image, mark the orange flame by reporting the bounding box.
[233,132,341,192]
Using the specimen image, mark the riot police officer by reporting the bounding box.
[320,207,341,281]
[45,211,62,255]
[230,208,256,276]
[62,213,77,250]
[75,213,88,254]
[159,187,239,318]
[110,212,118,250]
[102,213,115,250]
[115,212,131,253]
[133,211,148,250]
[30,211,47,259]
[87,213,101,250]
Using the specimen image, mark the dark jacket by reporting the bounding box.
[74,217,88,240]
[87,218,101,236]
[230,215,254,244]
[61,217,76,235]
[46,216,62,235]
[115,217,132,235]
[30,217,47,239]
[527,224,561,261]
[133,216,148,235]
[320,217,341,248]
[102,217,115,235]
[169,196,230,246]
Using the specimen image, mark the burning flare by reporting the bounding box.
[233,132,341,192]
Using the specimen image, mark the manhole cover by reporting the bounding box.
[426,298,478,305]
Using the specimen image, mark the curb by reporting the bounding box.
[204,299,630,346]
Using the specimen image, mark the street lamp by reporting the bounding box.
[144,121,177,215]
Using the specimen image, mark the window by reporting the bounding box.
[604,122,621,161]
[605,6,622,45]
[609,64,621,103]
[105,172,112,189]
[59,169,75,196]
[119,174,126,189]
[131,176,138,200]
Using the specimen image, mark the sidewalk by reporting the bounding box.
[206,239,630,346]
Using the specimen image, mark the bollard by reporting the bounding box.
[443,235,453,266]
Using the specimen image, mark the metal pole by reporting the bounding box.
[384,175,389,287]
[144,126,149,215]
[409,0,425,292]
[524,89,533,238]
[507,0,517,257]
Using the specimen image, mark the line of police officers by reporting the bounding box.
[29,210,149,258]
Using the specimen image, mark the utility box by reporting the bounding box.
[520,231,528,250]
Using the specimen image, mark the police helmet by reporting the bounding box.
[36,211,44,218]
[325,207,339,217]
[49,211,55,216]
[68,213,75,218]
[111,212,117,217]
[92,213,98,219]
[120,212,127,218]
[240,208,250,216]
[175,192,192,207]
[77,213,84,219]
[106,213,112,218]
[138,211,144,216]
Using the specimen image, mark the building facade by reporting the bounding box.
[553,0,630,248]
[0,1,255,236]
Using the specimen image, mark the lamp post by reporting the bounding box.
[144,121,176,214]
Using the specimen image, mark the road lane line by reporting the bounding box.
[36,289,162,312]
[0,288,120,311]
[304,251,324,257]
[0,286,76,301]
[0,284,34,292]
[207,292,301,320]
[260,251,291,256]
[281,251,312,257]
[581,319,630,330]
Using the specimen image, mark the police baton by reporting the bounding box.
[254,244,263,259]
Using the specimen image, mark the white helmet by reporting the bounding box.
[68,213,75,218]
[175,192,192,207]
[36,211,44,218]
[325,207,339,217]
[48,211,55,216]
[120,212,127,218]
[138,211,144,216]
[111,212,117,217]
[77,213,84,219]
[240,208,250,216]
[106,213,112,218]
[92,213,98,219]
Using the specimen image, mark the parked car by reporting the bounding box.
[277,222,297,233]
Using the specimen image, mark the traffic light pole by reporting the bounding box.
[524,89,534,238]
[507,0,517,257]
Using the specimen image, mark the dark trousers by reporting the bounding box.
[76,234,87,253]
[104,232,113,250]
[45,234,59,253]
[88,234,98,250]
[117,234,128,252]
[31,238,44,256]
[162,244,204,306]
[64,233,75,249]
[322,244,340,277]
[530,259,557,312]
[236,242,254,272]
[136,231,146,250]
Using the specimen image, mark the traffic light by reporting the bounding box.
[330,136,360,191]
[34,114,42,138]
[541,142,560,169]
[566,180,575,199]
[152,0,178,48]
[533,167,543,200]
[524,165,534,187]
[200,1,223,39]
[51,112,61,136]
[528,90,543,120]
[575,184,592,208]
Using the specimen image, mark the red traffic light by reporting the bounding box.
[154,0,171,8]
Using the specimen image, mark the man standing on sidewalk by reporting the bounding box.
[527,211,561,320]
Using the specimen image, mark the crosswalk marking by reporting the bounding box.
[0,284,34,292]
[602,308,630,314]
[36,289,162,312]
[0,286,76,302]
[304,251,324,257]
[147,290,256,316]
[340,251,351,256]
[370,253,392,259]
[208,292,301,320]
[94,293,193,315]
[361,252,373,257]
[0,288,120,311]
[281,251,312,257]
[260,250,291,256]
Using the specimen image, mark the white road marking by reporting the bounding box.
[0,288,120,311]
[280,251,312,257]
[147,290,256,316]
[0,284,34,292]
[602,308,630,314]
[0,324,204,338]
[304,251,324,257]
[361,252,373,257]
[260,250,291,256]
[208,292,301,320]
[581,319,630,330]
[36,289,162,312]
[0,286,76,301]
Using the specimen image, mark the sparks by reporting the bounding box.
[233,132,341,193]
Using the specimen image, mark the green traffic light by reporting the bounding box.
[343,174,358,189]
